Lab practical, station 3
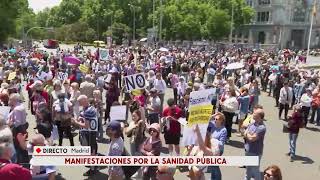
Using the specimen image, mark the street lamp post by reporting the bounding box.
[24,26,53,48]
[159,0,163,42]
[128,4,136,45]
[229,1,234,43]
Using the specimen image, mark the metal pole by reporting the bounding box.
[25,27,53,48]
[153,0,155,30]
[159,0,163,42]
[133,7,136,45]
[307,0,316,60]
[230,1,234,43]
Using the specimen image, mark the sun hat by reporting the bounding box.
[148,123,160,133]
[107,120,121,132]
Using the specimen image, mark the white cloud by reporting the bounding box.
[28,0,62,13]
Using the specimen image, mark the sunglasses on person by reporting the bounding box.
[264,171,274,179]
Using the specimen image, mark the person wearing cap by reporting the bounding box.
[146,88,161,124]
[106,120,124,180]
[73,95,99,176]
[279,82,293,120]
[141,123,162,180]
[0,126,31,180]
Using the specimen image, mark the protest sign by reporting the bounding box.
[188,88,216,126]
[0,106,11,120]
[182,88,216,146]
[57,72,68,81]
[99,48,109,61]
[79,64,89,74]
[110,105,126,121]
[188,105,213,126]
[8,72,16,81]
[124,73,146,91]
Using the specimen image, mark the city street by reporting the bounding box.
[24,71,320,179]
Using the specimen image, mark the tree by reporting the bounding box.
[56,0,82,24]
[0,0,28,44]
[207,9,230,40]
[17,0,253,43]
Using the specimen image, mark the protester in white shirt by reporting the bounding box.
[279,82,293,120]
[300,88,313,126]
[154,73,167,113]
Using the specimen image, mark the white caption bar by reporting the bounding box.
[33,146,91,156]
[31,156,259,166]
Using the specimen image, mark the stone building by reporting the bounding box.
[236,0,320,49]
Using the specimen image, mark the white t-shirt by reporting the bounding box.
[154,79,166,94]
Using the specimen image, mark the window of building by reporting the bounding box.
[293,8,306,22]
[247,0,253,7]
[257,12,270,22]
[258,0,271,5]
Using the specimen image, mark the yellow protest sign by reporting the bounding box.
[131,89,142,96]
[79,64,89,74]
[188,105,213,127]
[7,72,16,81]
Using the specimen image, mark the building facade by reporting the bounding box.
[237,0,320,49]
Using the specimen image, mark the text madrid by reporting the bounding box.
[64,157,227,165]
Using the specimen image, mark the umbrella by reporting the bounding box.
[139,38,148,42]
[8,49,16,54]
[159,47,169,52]
[64,56,81,65]
[225,62,244,70]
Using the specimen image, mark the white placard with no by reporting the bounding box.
[124,73,146,91]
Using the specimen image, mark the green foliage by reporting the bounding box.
[4,0,254,44]
[0,0,28,44]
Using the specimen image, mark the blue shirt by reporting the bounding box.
[244,122,266,155]
[80,105,98,131]
[238,95,250,114]
[207,121,227,155]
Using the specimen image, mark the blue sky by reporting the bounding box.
[28,0,62,13]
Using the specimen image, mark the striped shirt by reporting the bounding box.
[80,106,98,132]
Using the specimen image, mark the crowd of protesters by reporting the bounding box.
[2,43,318,180]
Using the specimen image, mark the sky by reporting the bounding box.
[28,0,62,13]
